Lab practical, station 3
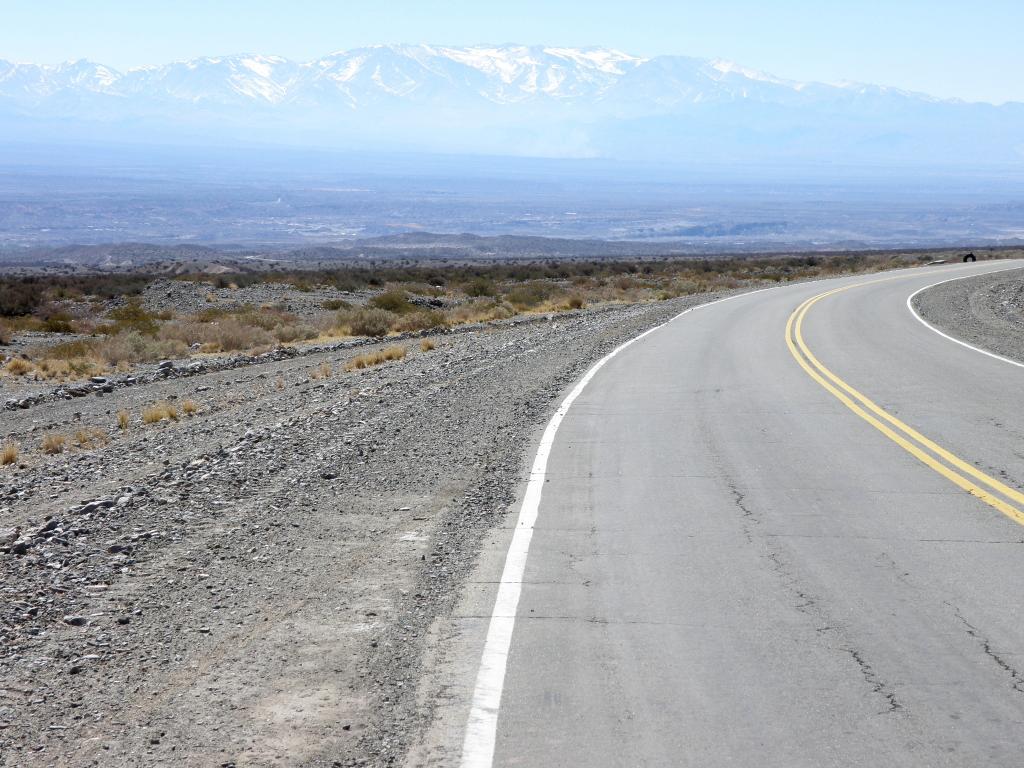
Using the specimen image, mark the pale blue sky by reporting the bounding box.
[3,0,1022,103]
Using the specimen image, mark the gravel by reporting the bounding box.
[0,292,735,767]
[912,267,1024,363]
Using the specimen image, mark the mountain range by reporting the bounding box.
[2,45,1023,165]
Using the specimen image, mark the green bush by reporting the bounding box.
[369,290,415,315]
[105,301,160,336]
[464,278,498,297]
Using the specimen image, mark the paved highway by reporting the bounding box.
[463,261,1024,767]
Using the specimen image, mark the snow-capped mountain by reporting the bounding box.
[1,45,1021,165]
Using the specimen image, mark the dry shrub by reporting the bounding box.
[505,281,561,309]
[445,300,515,325]
[391,310,448,333]
[4,358,33,376]
[32,356,105,381]
[565,295,585,310]
[334,307,395,338]
[344,345,407,371]
[368,289,415,314]
[0,322,11,345]
[160,316,275,353]
[117,410,130,431]
[272,323,317,343]
[91,332,186,366]
[74,428,108,449]
[1,442,18,466]
[275,376,285,390]
[142,402,179,424]
[181,399,199,415]
[420,338,436,352]
[41,433,66,455]
[208,319,274,352]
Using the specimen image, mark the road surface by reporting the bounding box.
[465,261,1024,767]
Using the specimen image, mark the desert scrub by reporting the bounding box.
[1,442,18,466]
[369,289,416,314]
[420,338,436,352]
[142,402,179,424]
[345,345,407,371]
[334,307,395,338]
[310,361,333,380]
[445,299,515,325]
[74,428,108,449]
[392,309,448,333]
[181,399,199,415]
[117,410,131,431]
[4,357,34,376]
[41,433,67,455]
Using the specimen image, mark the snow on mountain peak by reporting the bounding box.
[0,44,968,113]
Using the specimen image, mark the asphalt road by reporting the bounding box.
[475,261,1024,767]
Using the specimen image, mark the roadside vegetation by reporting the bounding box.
[0,250,991,381]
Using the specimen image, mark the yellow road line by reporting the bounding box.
[786,283,1024,527]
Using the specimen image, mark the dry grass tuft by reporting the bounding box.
[74,428,108,449]
[181,399,199,415]
[345,345,407,371]
[41,433,67,455]
[420,338,436,352]
[275,376,285,390]
[4,358,34,376]
[318,361,332,379]
[117,410,130,431]
[1,442,18,466]
[142,402,179,424]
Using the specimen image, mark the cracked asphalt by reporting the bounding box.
[424,261,1024,767]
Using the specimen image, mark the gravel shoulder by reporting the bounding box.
[0,293,734,767]
[912,266,1024,364]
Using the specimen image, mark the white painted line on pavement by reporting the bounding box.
[906,263,1024,370]
[460,287,771,768]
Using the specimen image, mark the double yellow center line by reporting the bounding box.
[786,280,1024,527]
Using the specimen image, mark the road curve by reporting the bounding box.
[470,260,1024,767]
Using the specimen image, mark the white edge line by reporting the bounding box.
[459,286,771,768]
[906,263,1024,370]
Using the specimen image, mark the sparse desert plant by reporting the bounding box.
[345,345,407,371]
[420,338,436,352]
[565,295,585,310]
[369,289,415,314]
[275,376,285,390]
[322,298,351,311]
[1,442,18,466]
[272,323,317,343]
[117,410,130,431]
[41,433,67,455]
[74,428,108,449]
[319,361,332,379]
[4,358,33,376]
[335,308,395,338]
[392,309,448,333]
[464,277,498,297]
[181,399,199,415]
[142,402,179,424]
